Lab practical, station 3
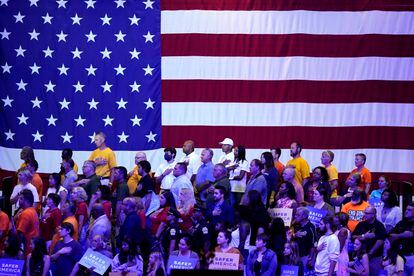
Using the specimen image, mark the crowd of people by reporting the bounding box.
[0,132,413,276]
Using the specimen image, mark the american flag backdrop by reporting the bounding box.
[1,0,414,182]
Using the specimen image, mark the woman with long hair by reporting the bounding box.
[88,185,112,219]
[26,237,51,276]
[177,188,195,232]
[170,236,200,269]
[347,237,369,276]
[382,237,404,276]
[370,175,390,199]
[312,186,335,217]
[228,145,249,206]
[214,231,244,270]
[149,191,177,237]
[46,173,67,209]
[303,166,331,204]
[147,251,166,276]
[112,238,144,274]
[273,181,297,209]
[261,151,279,206]
[377,188,402,233]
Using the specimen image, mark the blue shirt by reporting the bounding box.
[195,161,215,187]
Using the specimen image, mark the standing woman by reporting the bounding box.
[40,193,62,249]
[88,185,112,220]
[228,145,249,206]
[303,166,331,204]
[26,237,51,276]
[177,188,195,232]
[71,187,89,245]
[147,251,166,276]
[282,241,303,275]
[214,231,244,270]
[46,173,68,210]
[273,181,297,209]
[312,186,335,217]
[376,189,402,233]
[369,175,390,200]
[246,233,277,276]
[321,150,339,198]
[382,237,404,276]
[261,151,279,206]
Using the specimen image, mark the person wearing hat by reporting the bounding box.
[189,205,211,259]
[218,138,235,166]
[159,208,182,256]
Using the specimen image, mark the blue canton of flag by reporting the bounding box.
[0,0,161,151]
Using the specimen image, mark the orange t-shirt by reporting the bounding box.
[274,161,285,176]
[347,167,372,191]
[17,207,39,255]
[341,201,370,232]
[0,211,10,252]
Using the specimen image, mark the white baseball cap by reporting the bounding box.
[219,138,234,146]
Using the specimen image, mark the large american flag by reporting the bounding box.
[1,0,414,182]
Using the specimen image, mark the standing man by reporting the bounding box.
[195,148,215,204]
[170,162,194,206]
[111,166,129,220]
[207,164,231,203]
[315,216,340,276]
[127,151,147,195]
[218,138,234,165]
[61,158,78,191]
[61,148,78,175]
[89,131,117,179]
[292,207,317,268]
[155,147,177,192]
[206,186,234,230]
[134,160,155,212]
[286,142,310,186]
[321,150,339,198]
[87,204,111,248]
[73,160,101,201]
[347,153,372,194]
[271,148,285,176]
[282,166,304,204]
[242,159,267,205]
[180,140,201,181]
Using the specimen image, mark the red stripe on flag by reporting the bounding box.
[161,0,414,11]
[162,126,414,149]
[162,34,414,57]
[162,80,414,103]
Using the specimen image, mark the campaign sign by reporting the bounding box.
[208,252,239,271]
[307,206,328,226]
[78,248,112,275]
[281,265,299,276]
[167,255,197,274]
[0,259,24,276]
[303,264,316,276]
[368,198,384,209]
[268,208,293,227]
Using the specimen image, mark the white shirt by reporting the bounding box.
[218,151,235,164]
[154,160,177,190]
[315,233,340,275]
[229,159,249,192]
[11,183,40,213]
[180,151,201,179]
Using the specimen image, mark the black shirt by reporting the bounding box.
[293,221,317,257]
[390,218,414,255]
[353,219,386,257]
[134,174,154,198]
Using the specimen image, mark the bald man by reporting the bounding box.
[179,140,201,181]
[127,151,147,194]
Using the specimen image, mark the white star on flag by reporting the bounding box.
[85,31,97,42]
[14,12,25,23]
[101,48,111,59]
[143,0,154,9]
[4,129,15,141]
[58,64,69,75]
[46,115,57,126]
[0,28,11,39]
[115,0,126,8]
[87,98,99,110]
[45,81,56,92]
[2,95,13,107]
[130,115,142,126]
[143,64,154,76]
[42,13,53,24]
[129,14,140,25]
[28,29,40,40]
[118,131,129,143]
[88,132,96,143]
[16,79,28,91]
[56,31,68,42]
[101,14,112,25]
[32,131,43,142]
[59,98,70,109]
[31,97,42,108]
[114,30,126,42]
[102,115,114,126]
[101,81,112,92]
[144,98,155,109]
[0,0,9,6]
[85,0,96,8]
[43,46,54,58]
[71,14,82,25]
[130,48,141,59]
[29,63,41,74]
[85,64,97,76]
[145,131,157,142]
[56,0,67,8]
[114,64,126,75]
[116,98,128,109]
[73,81,85,92]
[71,47,83,59]
[74,115,86,126]
[2,62,12,73]
[15,45,26,57]
[29,0,39,6]
[61,132,73,143]
[143,31,154,43]
[129,81,141,92]
[17,113,29,125]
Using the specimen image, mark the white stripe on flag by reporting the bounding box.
[162,56,414,81]
[161,10,414,35]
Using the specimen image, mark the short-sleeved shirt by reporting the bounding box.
[17,207,39,255]
[353,219,386,257]
[195,161,215,188]
[134,174,154,198]
[341,201,370,232]
[53,239,83,276]
[191,221,210,253]
[286,156,310,185]
[180,151,201,178]
[116,181,129,201]
[347,167,372,191]
[89,147,117,177]
[229,159,249,193]
[11,183,40,212]
[293,221,317,257]
[162,223,182,254]
[390,218,414,255]
[155,161,177,190]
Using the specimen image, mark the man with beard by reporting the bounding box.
[155,147,177,192]
[286,142,310,186]
[315,216,340,276]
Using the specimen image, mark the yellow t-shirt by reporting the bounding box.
[286,156,310,185]
[326,164,339,197]
[127,166,142,194]
[89,147,117,177]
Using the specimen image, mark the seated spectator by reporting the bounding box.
[246,233,277,276]
[303,166,331,204]
[282,241,303,273]
[149,191,177,237]
[177,188,196,232]
[272,181,297,210]
[47,173,68,209]
[312,186,335,217]
[88,185,112,220]
[214,231,244,270]
[40,193,62,248]
[169,236,200,269]
[51,222,83,276]
[347,236,369,276]
[11,169,39,214]
[147,251,166,276]
[382,237,405,276]
[369,175,390,200]
[26,237,51,276]
[376,188,402,233]
[340,189,369,232]
[112,238,144,275]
